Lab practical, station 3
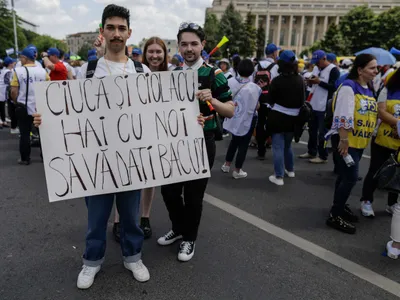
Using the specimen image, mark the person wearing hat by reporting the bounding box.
[255,43,280,160]
[0,57,16,129]
[87,49,97,62]
[10,47,49,165]
[266,50,305,186]
[41,48,68,81]
[168,54,183,71]
[299,50,340,164]
[327,53,338,67]
[16,44,43,68]
[218,58,233,79]
[131,48,142,62]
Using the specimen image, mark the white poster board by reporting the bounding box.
[35,70,210,202]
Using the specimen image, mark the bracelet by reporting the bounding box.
[340,138,348,141]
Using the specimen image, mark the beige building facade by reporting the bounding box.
[66,30,99,54]
[206,0,400,54]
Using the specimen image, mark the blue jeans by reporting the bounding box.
[271,132,294,178]
[331,147,364,217]
[308,111,328,160]
[83,190,143,267]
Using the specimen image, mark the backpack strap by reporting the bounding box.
[23,66,30,107]
[133,60,144,73]
[86,59,98,78]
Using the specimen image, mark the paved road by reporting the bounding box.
[0,130,399,300]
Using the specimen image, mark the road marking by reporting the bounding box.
[204,193,400,298]
[297,140,371,159]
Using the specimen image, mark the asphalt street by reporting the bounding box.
[0,129,399,300]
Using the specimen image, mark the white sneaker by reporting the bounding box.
[124,260,150,282]
[309,157,328,164]
[221,163,230,173]
[10,128,19,135]
[0,120,3,127]
[5,117,11,123]
[387,241,400,259]
[222,133,229,138]
[269,175,284,186]
[178,241,195,262]
[285,169,295,178]
[157,230,182,246]
[77,265,101,289]
[361,201,375,217]
[298,152,315,159]
[232,169,247,179]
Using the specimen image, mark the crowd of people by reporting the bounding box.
[1,3,400,290]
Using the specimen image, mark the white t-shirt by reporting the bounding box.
[78,57,151,79]
[63,61,76,77]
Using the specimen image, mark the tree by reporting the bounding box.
[203,12,220,54]
[241,12,257,57]
[31,35,67,54]
[77,43,92,61]
[375,7,400,49]
[339,5,377,53]
[318,24,348,55]
[218,2,244,57]
[256,27,266,58]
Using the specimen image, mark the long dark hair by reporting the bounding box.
[278,60,298,75]
[142,37,168,71]
[347,53,376,92]
[232,56,241,77]
[386,69,400,92]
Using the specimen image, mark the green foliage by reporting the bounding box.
[241,12,257,57]
[256,27,266,58]
[218,2,244,56]
[376,7,400,49]
[318,24,349,55]
[339,5,377,53]
[31,35,67,54]
[77,43,92,61]
[204,12,220,53]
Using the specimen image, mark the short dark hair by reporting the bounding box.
[278,60,298,75]
[237,59,254,77]
[177,26,205,42]
[102,4,130,29]
[386,69,400,92]
[58,49,64,59]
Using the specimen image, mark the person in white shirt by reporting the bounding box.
[60,51,76,79]
[221,59,261,179]
[15,44,43,68]
[34,4,152,289]
[0,57,15,128]
[218,58,233,79]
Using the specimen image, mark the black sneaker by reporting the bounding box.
[113,222,121,243]
[140,217,152,239]
[178,241,195,262]
[326,214,356,234]
[157,230,182,246]
[343,205,359,223]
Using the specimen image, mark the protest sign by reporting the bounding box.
[35,70,210,202]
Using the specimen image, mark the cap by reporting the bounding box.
[3,56,15,66]
[132,48,142,55]
[327,53,337,63]
[265,43,281,55]
[173,54,183,63]
[27,44,38,54]
[88,49,97,61]
[311,50,326,64]
[341,58,353,67]
[20,47,36,60]
[201,50,209,59]
[47,48,60,57]
[218,58,230,66]
[64,53,70,60]
[278,50,297,63]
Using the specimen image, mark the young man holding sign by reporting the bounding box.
[157,23,234,261]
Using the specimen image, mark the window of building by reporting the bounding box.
[326,5,334,8]
[291,29,297,46]
[282,16,286,24]
[303,4,311,7]
[280,29,285,45]
[269,29,274,44]
[293,17,297,25]
[302,29,308,46]
[314,30,319,42]
[316,17,321,25]
[304,17,309,25]
[270,17,275,24]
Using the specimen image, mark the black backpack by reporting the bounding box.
[86,58,144,78]
[254,62,275,104]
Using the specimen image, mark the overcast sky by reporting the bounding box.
[13,0,213,45]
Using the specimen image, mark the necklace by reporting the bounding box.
[104,54,128,76]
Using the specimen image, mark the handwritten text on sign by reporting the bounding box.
[35,70,210,202]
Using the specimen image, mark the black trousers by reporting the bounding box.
[361,140,398,206]
[256,105,269,157]
[161,132,216,241]
[17,112,33,161]
[7,99,17,129]
[331,134,340,173]
[0,101,5,122]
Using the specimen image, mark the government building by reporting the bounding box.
[206,0,400,54]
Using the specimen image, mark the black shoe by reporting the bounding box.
[256,155,265,161]
[113,222,121,243]
[326,214,356,234]
[140,217,152,239]
[357,176,363,181]
[343,205,359,223]
[17,159,30,165]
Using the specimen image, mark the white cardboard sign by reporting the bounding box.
[35,70,210,202]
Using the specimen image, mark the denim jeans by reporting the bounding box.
[225,118,256,169]
[331,147,364,217]
[83,190,143,267]
[308,111,328,160]
[271,132,294,178]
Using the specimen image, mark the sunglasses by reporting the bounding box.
[179,22,200,31]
